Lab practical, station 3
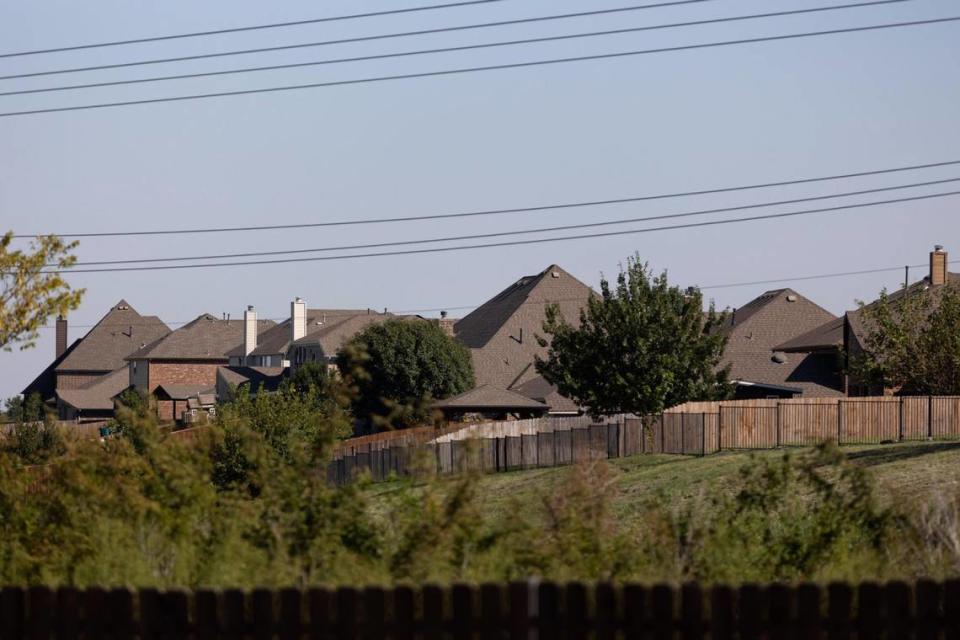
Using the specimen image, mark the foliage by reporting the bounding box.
[0,232,84,351]
[853,283,960,394]
[536,257,731,417]
[338,319,475,428]
[4,393,45,423]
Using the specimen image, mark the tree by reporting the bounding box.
[535,257,730,417]
[338,319,475,428]
[0,232,83,351]
[852,283,960,395]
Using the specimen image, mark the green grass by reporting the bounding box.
[368,440,960,528]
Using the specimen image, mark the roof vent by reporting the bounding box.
[551,271,560,278]
[247,305,255,311]
[772,352,788,364]
[786,294,797,302]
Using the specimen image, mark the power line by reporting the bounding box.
[0,0,726,81]
[0,0,511,59]
[16,158,960,239]
[0,0,905,90]
[39,189,960,274]
[3,15,956,119]
[40,259,957,328]
[60,176,960,267]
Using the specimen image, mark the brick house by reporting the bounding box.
[21,300,170,420]
[127,313,274,421]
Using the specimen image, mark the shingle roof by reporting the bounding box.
[775,316,844,352]
[225,309,374,357]
[128,314,275,361]
[55,300,170,373]
[291,312,413,357]
[217,366,285,393]
[454,264,595,390]
[845,273,960,350]
[720,288,843,397]
[22,338,81,400]
[433,385,549,410]
[155,384,216,400]
[55,367,130,411]
[509,375,581,414]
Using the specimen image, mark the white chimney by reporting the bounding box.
[244,305,257,358]
[291,297,307,343]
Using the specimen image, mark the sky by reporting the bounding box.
[1,0,959,400]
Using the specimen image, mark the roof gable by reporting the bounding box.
[56,300,170,373]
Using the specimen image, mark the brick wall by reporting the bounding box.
[147,360,225,392]
[56,372,105,390]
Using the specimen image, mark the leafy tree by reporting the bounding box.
[852,283,960,395]
[338,319,475,428]
[4,393,44,423]
[0,232,83,351]
[535,257,730,417]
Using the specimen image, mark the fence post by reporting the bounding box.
[701,412,706,456]
[680,414,685,454]
[929,395,934,439]
[899,396,905,441]
[837,400,843,445]
[718,407,723,453]
[775,404,781,448]
[660,414,665,454]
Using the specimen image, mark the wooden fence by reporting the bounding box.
[0,580,957,638]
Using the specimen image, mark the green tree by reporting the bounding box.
[338,319,475,428]
[852,284,960,394]
[0,232,83,351]
[535,257,730,417]
[4,393,45,423]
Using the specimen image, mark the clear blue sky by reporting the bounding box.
[2,0,958,400]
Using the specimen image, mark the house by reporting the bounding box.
[21,300,170,420]
[718,288,845,399]
[226,297,403,371]
[433,385,550,421]
[127,313,275,421]
[781,245,957,396]
[448,264,594,416]
[54,367,132,422]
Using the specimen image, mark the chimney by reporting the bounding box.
[930,245,948,286]
[291,297,307,343]
[55,315,67,358]
[244,305,257,357]
[439,310,455,337]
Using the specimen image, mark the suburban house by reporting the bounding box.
[127,313,275,421]
[442,264,594,418]
[216,366,286,403]
[227,297,404,371]
[21,300,170,421]
[781,245,956,396]
[717,288,845,399]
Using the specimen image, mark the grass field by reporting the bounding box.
[368,440,960,528]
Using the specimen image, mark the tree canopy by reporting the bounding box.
[535,257,731,417]
[338,319,474,428]
[852,283,960,395]
[0,232,83,351]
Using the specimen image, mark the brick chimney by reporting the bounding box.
[291,297,307,343]
[55,315,67,358]
[930,245,948,286]
[439,310,455,337]
[243,305,257,359]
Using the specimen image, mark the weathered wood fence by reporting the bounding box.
[0,580,958,638]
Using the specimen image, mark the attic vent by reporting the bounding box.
[551,271,560,278]
[772,352,788,364]
[786,294,798,302]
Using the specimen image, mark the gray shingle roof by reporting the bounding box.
[225,309,375,358]
[128,314,275,361]
[22,338,81,400]
[155,384,216,400]
[845,272,960,350]
[433,385,549,410]
[720,288,843,397]
[56,300,170,373]
[454,264,595,390]
[55,367,130,411]
[509,375,581,414]
[775,316,844,352]
[291,312,413,358]
[217,366,285,393]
